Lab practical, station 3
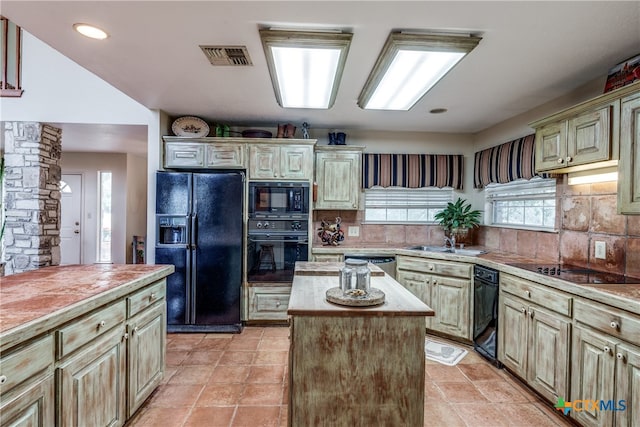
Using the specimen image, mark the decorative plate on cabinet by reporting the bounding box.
[172,116,210,137]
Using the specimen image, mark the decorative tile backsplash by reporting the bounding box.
[313,175,640,278]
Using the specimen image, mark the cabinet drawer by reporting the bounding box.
[206,144,245,168]
[397,256,472,279]
[249,287,290,320]
[574,299,640,345]
[500,274,572,317]
[56,300,127,358]
[0,335,53,394]
[127,280,166,318]
[165,143,205,168]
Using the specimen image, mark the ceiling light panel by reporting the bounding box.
[73,23,108,40]
[260,29,352,109]
[358,32,481,111]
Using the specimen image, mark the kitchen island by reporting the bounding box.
[0,264,174,427]
[288,262,434,427]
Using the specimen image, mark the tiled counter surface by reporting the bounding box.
[312,245,640,316]
[0,264,174,352]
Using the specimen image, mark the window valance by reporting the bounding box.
[473,134,540,189]
[362,154,464,190]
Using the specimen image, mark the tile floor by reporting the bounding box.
[125,327,574,427]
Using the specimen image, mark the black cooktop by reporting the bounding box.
[508,263,638,285]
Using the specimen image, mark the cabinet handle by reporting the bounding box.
[428,265,434,271]
[433,280,438,285]
[566,156,573,163]
[520,307,527,314]
[276,301,281,307]
[616,353,626,363]
[0,375,6,384]
[524,290,531,298]
[123,333,129,341]
[133,326,139,334]
[604,346,611,355]
[352,203,357,208]
[610,321,619,330]
[557,158,564,164]
[98,320,106,328]
[150,293,156,300]
[528,309,534,319]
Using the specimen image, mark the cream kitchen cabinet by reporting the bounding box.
[249,144,313,180]
[164,140,245,169]
[498,274,572,403]
[314,146,364,210]
[618,90,640,214]
[164,142,206,168]
[534,102,616,172]
[571,299,640,427]
[311,254,344,262]
[396,255,472,340]
[0,335,55,427]
[247,286,291,322]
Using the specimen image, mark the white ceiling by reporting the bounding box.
[3,1,640,152]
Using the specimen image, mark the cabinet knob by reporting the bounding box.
[133,326,139,334]
[604,346,611,355]
[525,290,531,298]
[566,156,573,163]
[0,375,6,384]
[150,293,156,300]
[276,301,281,307]
[557,158,564,164]
[610,321,619,330]
[352,204,357,208]
[528,309,534,319]
[98,320,106,328]
[123,333,129,341]
[433,280,438,285]
[616,353,626,362]
[520,307,527,314]
[428,265,434,271]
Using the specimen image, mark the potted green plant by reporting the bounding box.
[434,197,481,244]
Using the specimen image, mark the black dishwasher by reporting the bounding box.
[473,265,502,367]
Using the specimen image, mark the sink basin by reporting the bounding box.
[404,246,487,256]
[405,245,453,253]
[453,249,487,256]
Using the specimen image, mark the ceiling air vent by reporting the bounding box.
[200,45,253,66]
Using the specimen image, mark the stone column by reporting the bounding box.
[2,122,62,275]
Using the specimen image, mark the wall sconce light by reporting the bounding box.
[358,31,481,111]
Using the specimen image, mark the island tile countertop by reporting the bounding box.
[289,262,434,317]
[0,264,174,351]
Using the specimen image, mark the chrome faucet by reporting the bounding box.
[444,236,456,250]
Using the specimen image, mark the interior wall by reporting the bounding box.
[126,154,148,263]
[60,152,127,264]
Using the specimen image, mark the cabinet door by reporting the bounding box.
[315,151,360,210]
[618,94,640,214]
[526,305,570,402]
[567,106,612,166]
[205,143,245,168]
[127,303,165,417]
[614,342,640,427]
[396,270,431,328]
[430,276,471,340]
[0,374,54,427]
[571,325,617,427]
[280,145,312,180]
[57,326,127,427]
[535,122,567,171]
[249,145,279,179]
[498,294,528,378]
[164,142,205,168]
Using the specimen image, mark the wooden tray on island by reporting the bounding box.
[325,287,386,307]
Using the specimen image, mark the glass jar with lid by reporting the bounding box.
[340,259,371,294]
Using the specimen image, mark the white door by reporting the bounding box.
[60,174,82,264]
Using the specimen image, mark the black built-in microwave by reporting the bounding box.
[248,181,309,218]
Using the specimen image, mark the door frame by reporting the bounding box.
[61,172,85,264]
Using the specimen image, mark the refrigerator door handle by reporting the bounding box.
[190,213,198,250]
[189,246,197,324]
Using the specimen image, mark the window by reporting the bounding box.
[97,171,112,263]
[0,17,24,97]
[485,177,557,230]
[364,187,454,223]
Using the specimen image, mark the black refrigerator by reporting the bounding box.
[155,171,244,333]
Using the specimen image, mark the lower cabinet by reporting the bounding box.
[57,326,127,427]
[571,299,640,427]
[0,374,55,427]
[248,286,291,321]
[396,256,472,340]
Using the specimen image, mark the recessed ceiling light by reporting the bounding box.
[73,23,108,40]
[430,108,448,114]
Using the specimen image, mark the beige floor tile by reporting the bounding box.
[184,406,236,427]
[196,383,244,406]
[423,402,466,426]
[218,350,255,365]
[473,379,530,403]
[231,405,280,427]
[437,381,488,403]
[453,403,511,426]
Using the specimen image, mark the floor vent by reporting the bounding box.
[200,45,253,66]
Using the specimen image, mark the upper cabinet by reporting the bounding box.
[163,137,246,169]
[314,145,364,210]
[531,82,640,174]
[618,90,640,214]
[249,143,314,180]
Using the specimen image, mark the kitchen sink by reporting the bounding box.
[404,245,487,256]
